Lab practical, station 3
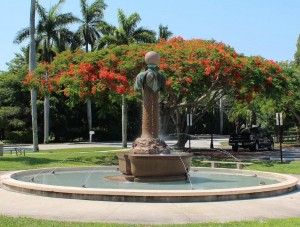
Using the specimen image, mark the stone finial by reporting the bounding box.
[145,51,160,65]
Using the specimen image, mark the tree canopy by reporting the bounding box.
[22,37,286,146]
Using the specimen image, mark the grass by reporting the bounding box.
[1,146,300,174]
[1,146,300,226]
[0,147,126,170]
[192,158,300,174]
[219,141,300,148]
[245,160,300,174]
[1,216,300,227]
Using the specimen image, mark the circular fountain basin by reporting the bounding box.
[0,166,297,202]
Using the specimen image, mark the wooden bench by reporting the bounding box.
[202,161,253,169]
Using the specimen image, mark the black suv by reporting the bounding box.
[229,127,274,151]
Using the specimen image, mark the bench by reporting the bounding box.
[202,161,253,169]
[10,147,26,156]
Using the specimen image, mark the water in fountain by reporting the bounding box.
[28,149,110,188]
[30,150,84,182]
[161,144,194,189]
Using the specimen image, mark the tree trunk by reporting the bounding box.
[219,97,224,135]
[122,95,128,148]
[289,107,300,124]
[87,99,92,132]
[31,89,39,151]
[251,111,257,126]
[173,109,189,148]
[43,96,50,144]
[29,0,39,151]
[85,43,89,53]
[159,107,171,137]
[85,45,93,137]
[177,133,189,148]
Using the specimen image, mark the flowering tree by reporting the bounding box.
[154,38,284,147]
[27,37,284,147]
[47,49,130,108]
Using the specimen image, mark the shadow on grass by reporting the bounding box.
[65,155,119,166]
[0,156,58,166]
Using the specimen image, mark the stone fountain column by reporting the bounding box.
[132,51,167,154]
[117,51,193,180]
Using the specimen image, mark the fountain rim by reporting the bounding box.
[1,166,298,202]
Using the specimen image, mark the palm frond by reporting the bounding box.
[89,0,107,19]
[36,0,47,22]
[80,0,88,19]
[56,13,80,27]
[117,9,127,30]
[133,27,156,43]
[14,28,30,44]
[49,0,65,16]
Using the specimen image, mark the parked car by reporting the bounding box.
[229,126,274,151]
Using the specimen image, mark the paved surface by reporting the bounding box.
[2,137,229,151]
[0,171,299,225]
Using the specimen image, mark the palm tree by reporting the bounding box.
[76,0,107,52]
[76,0,107,133]
[100,9,156,147]
[157,24,173,41]
[15,0,79,144]
[29,0,39,151]
[115,9,156,45]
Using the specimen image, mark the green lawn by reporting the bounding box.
[0,147,126,170]
[1,146,300,173]
[1,216,300,227]
[0,147,300,226]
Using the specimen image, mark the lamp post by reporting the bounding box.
[187,113,192,149]
[276,113,283,163]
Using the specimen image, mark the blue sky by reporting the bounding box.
[0,0,299,71]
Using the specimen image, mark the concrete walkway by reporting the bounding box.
[2,137,229,151]
[0,171,299,225]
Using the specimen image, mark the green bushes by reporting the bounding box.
[4,130,32,143]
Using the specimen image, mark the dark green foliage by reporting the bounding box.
[4,131,32,143]
[0,71,31,142]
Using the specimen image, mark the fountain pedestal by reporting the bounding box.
[118,152,193,182]
[131,138,167,154]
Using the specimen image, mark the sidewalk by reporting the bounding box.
[2,137,229,152]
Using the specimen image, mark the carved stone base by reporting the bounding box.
[132,138,167,154]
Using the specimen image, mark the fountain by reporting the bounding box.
[0,52,298,202]
[117,51,193,182]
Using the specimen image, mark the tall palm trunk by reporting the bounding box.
[87,99,92,132]
[219,97,224,135]
[29,0,39,151]
[122,95,128,148]
[43,96,50,143]
[85,43,93,135]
